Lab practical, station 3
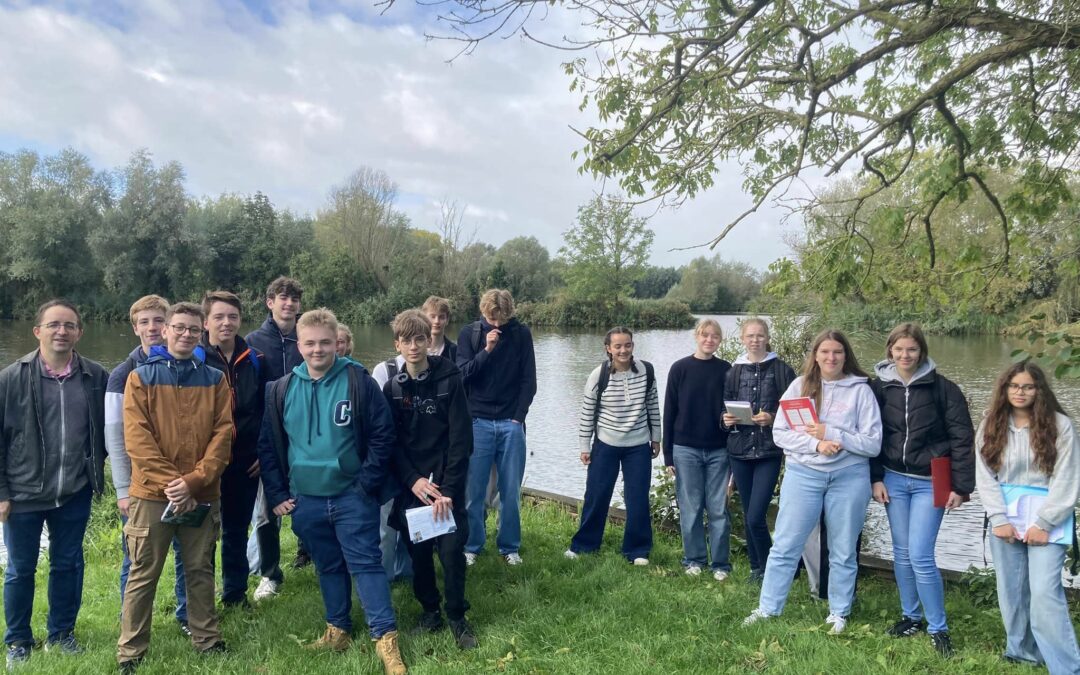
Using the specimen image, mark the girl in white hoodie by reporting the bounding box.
[743,329,882,635]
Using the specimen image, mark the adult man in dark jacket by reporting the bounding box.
[0,300,108,667]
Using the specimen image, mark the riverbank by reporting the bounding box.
[516,297,696,328]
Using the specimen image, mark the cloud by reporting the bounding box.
[0,0,794,269]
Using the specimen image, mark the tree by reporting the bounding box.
[493,236,553,302]
[633,266,681,299]
[560,195,654,304]
[665,255,761,311]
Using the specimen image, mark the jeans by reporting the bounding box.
[404,507,470,620]
[379,499,413,581]
[465,418,526,555]
[3,486,91,645]
[291,489,397,638]
[881,470,947,633]
[570,440,653,560]
[730,456,781,574]
[220,459,261,603]
[989,536,1080,675]
[120,516,186,622]
[758,461,871,618]
[673,445,731,571]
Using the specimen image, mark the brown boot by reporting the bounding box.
[305,624,352,652]
[373,630,407,674]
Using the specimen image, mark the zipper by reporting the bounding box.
[57,376,67,506]
[901,386,910,472]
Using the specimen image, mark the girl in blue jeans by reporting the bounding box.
[869,322,974,658]
[974,361,1080,675]
[567,327,661,565]
[743,330,882,635]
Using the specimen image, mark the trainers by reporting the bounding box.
[887,616,926,638]
[684,564,702,576]
[563,549,578,560]
[44,632,83,655]
[200,641,228,655]
[253,577,281,601]
[118,657,142,674]
[825,614,847,634]
[449,618,478,650]
[742,608,773,627]
[305,624,352,652]
[464,552,478,566]
[713,570,729,582]
[292,549,313,569]
[177,620,192,638]
[504,553,523,566]
[415,611,444,633]
[748,569,764,584]
[373,630,407,675]
[6,643,32,669]
[930,631,954,658]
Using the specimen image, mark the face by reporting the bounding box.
[395,333,430,366]
[815,339,846,380]
[1006,371,1037,409]
[741,323,768,354]
[132,309,165,352]
[889,336,921,372]
[481,311,502,328]
[335,330,351,357]
[426,311,448,338]
[696,328,721,356]
[33,306,83,356]
[267,293,300,323]
[298,324,336,373]
[164,312,204,359]
[605,333,634,367]
[205,301,241,345]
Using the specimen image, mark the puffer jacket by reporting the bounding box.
[723,353,796,461]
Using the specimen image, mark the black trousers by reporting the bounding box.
[220,459,260,603]
[403,508,470,621]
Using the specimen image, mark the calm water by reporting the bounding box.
[1,316,1077,585]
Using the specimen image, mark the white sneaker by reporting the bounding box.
[742,608,773,627]
[563,549,578,560]
[631,557,649,566]
[504,552,523,566]
[685,564,703,576]
[253,577,280,601]
[464,552,478,566]
[713,570,729,582]
[825,614,847,634]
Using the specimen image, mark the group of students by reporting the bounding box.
[566,318,1080,674]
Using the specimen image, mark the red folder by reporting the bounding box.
[779,397,819,432]
[930,457,970,508]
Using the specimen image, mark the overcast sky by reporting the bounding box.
[0,0,800,270]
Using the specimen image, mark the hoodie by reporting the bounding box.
[105,345,149,499]
[456,317,537,422]
[245,315,301,381]
[772,374,882,472]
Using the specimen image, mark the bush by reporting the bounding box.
[517,297,695,328]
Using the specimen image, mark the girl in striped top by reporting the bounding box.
[565,327,661,565]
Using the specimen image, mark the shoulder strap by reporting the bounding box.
[643,360,655,428]
[347,365,368,460]
[470,321,483,354]
[592,361,611,434]
[728,363,744,400]
[250,350,261,381]
[385,358,399,381]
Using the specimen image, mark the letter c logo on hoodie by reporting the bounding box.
[333,400,352,426]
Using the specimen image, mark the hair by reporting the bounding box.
[391,309,432,341]
[128,295,169,326]
[980,361,1066,476]
[296,307,338,335]
[739,316,772,351]
[885,322,929,364]
[694,318,723,339]
[603,326,634,362]
[165,301,205,324]
[799,329,869,410]
[479,288,515,323]
[201,290,243,318]
[35,299,83,328]
[336,323,354,355]
[265,276,303,301]
[421,296,452,319]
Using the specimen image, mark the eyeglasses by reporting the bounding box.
[37,321,80,332]
[1007,383,1037,393]
[396,336,429,346]
[169,324,204,337]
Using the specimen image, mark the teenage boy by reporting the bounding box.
[118,302,232,671]
[198,291,267,608]
[421,296,457,362]
[245,276,305,594]
[257,308,406,674]
[105,295,190,634]
[0,300,108,668]
[383,310,476,649]
[456,289,536,566]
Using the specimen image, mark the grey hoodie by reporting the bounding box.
[773,374,882,472]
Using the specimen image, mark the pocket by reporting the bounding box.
[123,524,151,566]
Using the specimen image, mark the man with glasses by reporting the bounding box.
[117,302,232,672]
[0,300,109,668]
[105,295,190,635]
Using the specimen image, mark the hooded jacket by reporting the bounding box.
[723,353,797,462]
[773,374,882,472]
[245,315,301,381]
[105,345,149,499]
[123,346,233,502]
[196,334,268,464]
[869,358,975,494]
[456,317,537,422]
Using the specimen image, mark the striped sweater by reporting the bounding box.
[578,362,661,454]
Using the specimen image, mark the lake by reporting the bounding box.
[1,315,1077,585]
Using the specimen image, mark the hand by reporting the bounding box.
[272,499,296,517]
[484,328,501,353]
[431,496,453,521]
[944,492,965,510]
[0,500,9,523]
[650,441,661,458]
[247,459,261,479]
[117,497,130,518]
[1024,525,1049,546]
[511,420,522,425]
[806,423,827,440]
[727,476,735,498]
[722,413,739,428]
[993,523,1019,544]
[666,465,676,477]
[411,477,444,506]
[580,452,591,466]
[871,481,889,505]
[171,496,197,515]
[752,411,774,427]
[816,440,841,455]
[164,477,191,502]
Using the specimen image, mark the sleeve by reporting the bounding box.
[973,420,1008,528]
[0,374,10,502]
[578,367,601,455]
[771,378,819,454]
[455,324,490,382]
[1035,415,1080,532]
[868,381,885,483]
[514,327,537,422]
[359,374,398,498]
[823,384,882,458]
[386,383,421,491]
[256,384,292,508]
[123,371,182,485]
[181,377,233,493]
[647,372,662,444]
[104,371,133,498]
[721,364,738,431]
[944,379,976,495]
[661,361,679,465]
[441,376,473,502]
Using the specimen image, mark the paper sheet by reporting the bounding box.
[1002,484,1070,544]
[405,505,457,543]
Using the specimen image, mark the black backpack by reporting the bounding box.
[591,359,655,435]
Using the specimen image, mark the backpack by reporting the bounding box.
[592,359,655,435]
[386,360,451,405]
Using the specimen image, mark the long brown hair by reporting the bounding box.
[800,329,869,410]
[980,361,1066,476]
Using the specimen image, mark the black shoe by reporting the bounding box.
[177,621,192,638]
[449,618,478,650]
[6,642,32,669]
[748,569,764,584]
[118,657,142,674]
[292,550,312,569]
[44,632,83,655]
[415,610,445,633]
[200,641,228,655]
[930,631,954,658]
[886,616,926,637]
[221,597,253,612]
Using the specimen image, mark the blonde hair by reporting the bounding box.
[694,318,723,338]
[129,295,169,326]
[336,323,354,355]
[421,296,452,319]
[739,317,771,351]
[479,289,515,323]
[391,309,432,341]
[296,308,338,335]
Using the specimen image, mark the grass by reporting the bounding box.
[7,494,1077,674]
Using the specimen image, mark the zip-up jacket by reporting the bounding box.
[724,353,797,461]
[456,317,537,422]
[773,374,882,472]
[105,345,149,499]
[197,335,268,464]
[123,346,233,502]
[0,350,108,505]
[869,358,975,494]
[245,315,301,381]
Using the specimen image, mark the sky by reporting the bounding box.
[0,0,800,270]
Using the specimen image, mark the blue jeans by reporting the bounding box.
[465,418,526,555]
[673,445,731,571]
[881,470,946,633]
[989,536,1080,675]
[290,489,397,638]
[758,461,871,617]
[120,515,186,622]
[3,487,91,645]
[570,440,653,560]
[730,456,782,574]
